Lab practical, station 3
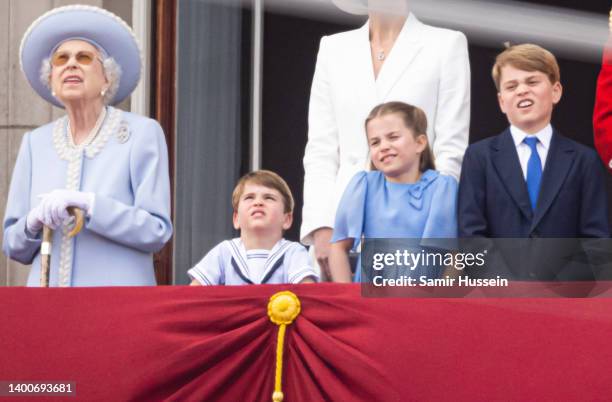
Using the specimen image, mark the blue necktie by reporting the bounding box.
[524,137,542,211]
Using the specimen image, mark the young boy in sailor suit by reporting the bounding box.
[189,170,318,285]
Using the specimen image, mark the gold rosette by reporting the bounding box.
[268,291,301,325]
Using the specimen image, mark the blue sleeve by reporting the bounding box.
[187,242,225,285]
[86,119,173,253]
[286,243,320,283]
[331,171,367,246]
[2,132,42,264]
[422,175,458,239]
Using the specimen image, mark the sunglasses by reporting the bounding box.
[51,50,101,67]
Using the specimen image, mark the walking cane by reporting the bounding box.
[40,207,85,287]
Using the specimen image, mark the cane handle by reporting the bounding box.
[67,207,85,238]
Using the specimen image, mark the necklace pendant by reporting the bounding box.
[377,50,385,61]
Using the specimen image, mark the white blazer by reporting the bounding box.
[301,13,471,244]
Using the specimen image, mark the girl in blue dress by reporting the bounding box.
[329,101,458,282]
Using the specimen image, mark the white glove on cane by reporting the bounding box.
[27,190,94,232]
[25,203,45,234]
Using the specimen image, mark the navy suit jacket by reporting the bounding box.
[458,128,610,238]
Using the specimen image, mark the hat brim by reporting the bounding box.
[20,5,141,108]
[332,0,368,15]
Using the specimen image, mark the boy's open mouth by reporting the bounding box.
[517,99,534,109]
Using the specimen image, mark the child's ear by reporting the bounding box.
[416,134,428,153]
[497,92,507,114]
[552,81,563,105]
[232,211,240,230]
[282,212,293,231]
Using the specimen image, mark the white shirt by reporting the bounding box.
[510,124,552,180]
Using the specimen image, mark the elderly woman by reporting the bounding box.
[301,0,470,278]
[2,5,173,286]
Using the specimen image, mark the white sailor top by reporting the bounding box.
[2,106,173,286]
[188,238,319,285]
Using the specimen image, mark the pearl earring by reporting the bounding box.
[101,89,106,96]
[51,91,56,97]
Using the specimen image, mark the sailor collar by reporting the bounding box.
[227,238,291,284]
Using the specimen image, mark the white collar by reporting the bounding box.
[510,124,552,150]
[227,238,290,284]
[53,106,122,160]
[67,106,107,149]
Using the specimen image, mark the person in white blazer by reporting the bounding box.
[301,0,470,278]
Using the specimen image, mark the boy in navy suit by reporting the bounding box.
[458,44,609,280]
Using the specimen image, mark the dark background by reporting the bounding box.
[255,1,612,240]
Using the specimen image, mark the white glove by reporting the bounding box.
[26,203,46,234]
[38,190,95,230]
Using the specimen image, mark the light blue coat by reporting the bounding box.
[2,107,173,286]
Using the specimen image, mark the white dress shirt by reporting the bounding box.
[510,124,552,180]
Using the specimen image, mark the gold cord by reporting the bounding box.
[267,291,301,402]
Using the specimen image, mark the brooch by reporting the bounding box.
[116,121,131,144]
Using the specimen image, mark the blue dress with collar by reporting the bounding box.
[331,169,458,281]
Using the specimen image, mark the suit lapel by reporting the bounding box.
[530,131,576,231]
[374,13,423,101]
[491,129,533,221]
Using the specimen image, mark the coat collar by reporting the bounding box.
[357,13,424,101]
[388,169,439,209]
[490,128,534,221]
[53,106,122,160]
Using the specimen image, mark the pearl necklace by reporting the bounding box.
[66,107,107,149]
[377,49,386,61]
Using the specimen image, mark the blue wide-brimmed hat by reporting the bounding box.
[19,5,142,108]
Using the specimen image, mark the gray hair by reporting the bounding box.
[39,54,122,105]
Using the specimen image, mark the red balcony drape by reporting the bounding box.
[2,283,612,401]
